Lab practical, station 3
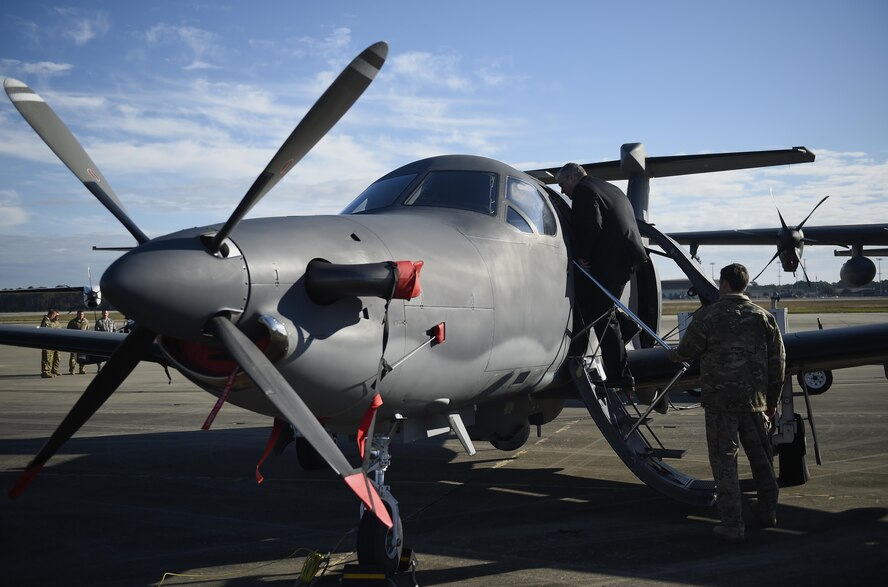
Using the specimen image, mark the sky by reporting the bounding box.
[1,1,887,290]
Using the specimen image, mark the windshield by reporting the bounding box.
[403,171,498,215]
[342,174,417,214]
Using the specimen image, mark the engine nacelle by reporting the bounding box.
[840,256,876,288]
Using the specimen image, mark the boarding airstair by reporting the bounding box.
[571,258,715,506]
[571,357,715,506]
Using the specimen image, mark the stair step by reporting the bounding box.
[644,448,686,459]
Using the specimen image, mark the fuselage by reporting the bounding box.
[104,155,581,433]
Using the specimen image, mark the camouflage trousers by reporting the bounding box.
[69,353,86,374]
[41,349,61,375]
[705,409,778,530]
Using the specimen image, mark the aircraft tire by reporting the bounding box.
[489,420,530,451]
[777,413,809,486]
[295,437,327,470]
[796,370,832,395]
[357,505,402,575]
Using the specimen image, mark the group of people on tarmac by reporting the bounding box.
[556,162,785,545]
[38,308,118,378]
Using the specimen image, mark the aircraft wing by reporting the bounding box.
[0,324,164,363]
[525,147,815,183]
[630,322,888,391]
[629,323,888,389]
[669,224,888,248]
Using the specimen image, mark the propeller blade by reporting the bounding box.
[3,79,149,244]
[800,260,813,286]
[206,315,392,528]
[210,41,389,253]
[770,188,788,230]
[752,250,781,283]
[797,195,830,230]
[9,325,157,498]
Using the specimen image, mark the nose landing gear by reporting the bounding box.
[355,433,406,575]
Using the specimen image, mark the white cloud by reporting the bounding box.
[62,11,111,45]
[144,24,224,70]
[1,59,74,77]
[0,190,29,227]
[390,51,470,92]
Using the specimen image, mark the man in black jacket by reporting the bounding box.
[556,162,651,395]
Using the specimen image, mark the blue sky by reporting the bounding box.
[1,1,886,289]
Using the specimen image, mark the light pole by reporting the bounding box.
[878,258,882,295]
[710,262,715,280]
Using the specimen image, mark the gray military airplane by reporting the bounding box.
[667,197,888,287]
[3,41,888,575]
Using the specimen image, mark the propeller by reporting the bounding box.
[6,43,393,528]
[9,325,157,498]
[3,79,149,245]
[752,192,829,285]
[209,41,388,254]
[207,315,392,528]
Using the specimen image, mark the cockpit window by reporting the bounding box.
[342,174,417,214]
[403,171,498,215]
[506,207,533,233]
[506,177,557,235]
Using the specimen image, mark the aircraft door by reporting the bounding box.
[471,178,572,372]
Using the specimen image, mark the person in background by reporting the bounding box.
[39,308,61,378]
[67,310,89,374]
[94,309,117,373]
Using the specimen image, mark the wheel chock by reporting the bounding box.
[341,563,391,585]
[397,546,417,573]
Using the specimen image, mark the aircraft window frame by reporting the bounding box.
[506,205,534,233]
[402,170,499,216]
[505,177,558,236]
[341,173,418,214]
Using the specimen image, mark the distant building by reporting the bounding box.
[661,279,692,299]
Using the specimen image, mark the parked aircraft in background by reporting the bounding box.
[667,199,888,287]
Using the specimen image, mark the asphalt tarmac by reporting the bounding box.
[1,313,886,586]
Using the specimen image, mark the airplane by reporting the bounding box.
[666,196,888,287]
[0,283,102,311]
[3,41,888,576]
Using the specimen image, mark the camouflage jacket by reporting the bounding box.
[95,318,116,332]
[67,317,89,330]
[39,315,61,329]
[668,293,785,412]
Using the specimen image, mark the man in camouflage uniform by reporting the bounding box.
[94,309,116,334]
[67,310,89,374]
[39,308,62,378]
[668,263,785,543]
[94,310,117,373]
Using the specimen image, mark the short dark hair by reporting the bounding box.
[719,263,749,292]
